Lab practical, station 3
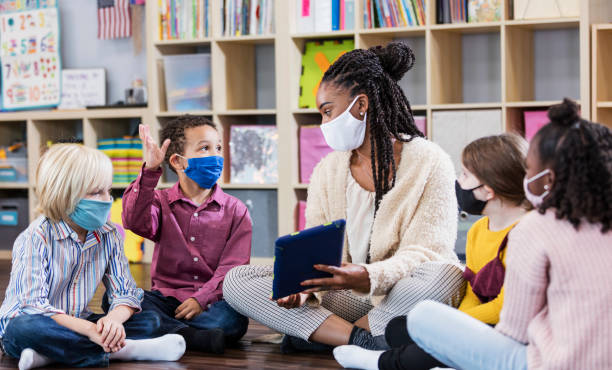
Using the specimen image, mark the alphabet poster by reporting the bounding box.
[0,6,61,110]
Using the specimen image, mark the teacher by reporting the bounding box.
[224,42,464,351]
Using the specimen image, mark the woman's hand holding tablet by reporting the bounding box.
[300,263,370,294]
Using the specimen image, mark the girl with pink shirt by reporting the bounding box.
[398,99,612,370]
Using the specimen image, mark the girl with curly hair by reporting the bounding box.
[397,98,612,370]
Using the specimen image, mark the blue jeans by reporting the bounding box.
[407,300,528,370]
[139,290,248,343]
[1,310,161,368]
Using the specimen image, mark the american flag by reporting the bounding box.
[98,0,132,40]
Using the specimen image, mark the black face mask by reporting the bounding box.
[455,181,487,215]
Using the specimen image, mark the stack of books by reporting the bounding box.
[296,0,356,33]
[158,0,209,41]
[222,0,275,37]
[364,0,426,29]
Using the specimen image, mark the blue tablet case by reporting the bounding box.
[271,219,346,300]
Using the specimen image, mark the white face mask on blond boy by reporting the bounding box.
[320,96,367,151]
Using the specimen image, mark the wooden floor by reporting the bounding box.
[0,261,340,369]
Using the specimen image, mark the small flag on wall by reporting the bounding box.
[98,0,132,40]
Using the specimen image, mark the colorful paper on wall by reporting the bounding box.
[230,125,278,184]
[299,125,333,183]
[299,39,354,109]
[0,7,61,110]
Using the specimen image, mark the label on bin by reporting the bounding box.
[0,211,18,226]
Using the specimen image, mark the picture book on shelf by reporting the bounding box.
[230,125,278,184]
[299,39,354,109]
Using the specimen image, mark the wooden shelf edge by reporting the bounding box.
[0,182,29,189]
[596,102,612,108]
[156,110,213,117]
[505,100,578,108]
[292,108,319,114]
[359,26,426,36]
[594,23,612,31]
[293,183,309,190]
[215,34,275,44]
[430,103,502,110]
[217,109,277,116]
[291,30,355,39]
[505,18,579,29]
[0,250,11,260]
[154,38,212,46]
[0,108,147,121]
[430,21,501,32]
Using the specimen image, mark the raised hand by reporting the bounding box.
[139,124,171,170]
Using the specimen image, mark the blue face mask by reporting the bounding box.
[179,155,224,189]
[69,198,113,231]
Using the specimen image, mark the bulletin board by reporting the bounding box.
[0,6,61,110]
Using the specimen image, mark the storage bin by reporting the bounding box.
[163,53,211,111]
[0,157,27,183]
[0,193,29,249]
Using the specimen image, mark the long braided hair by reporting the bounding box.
[534,98,612,232]
[321,42,423,209]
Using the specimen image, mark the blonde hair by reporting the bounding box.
[35,144,113,222]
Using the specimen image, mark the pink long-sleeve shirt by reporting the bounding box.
[497,210,612,369]
[122,165,252,308]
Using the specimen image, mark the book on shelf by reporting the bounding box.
[513,0,579,20]
[295,200,307,231]
[299,125,334,183]
[298,0,355,33]
[364,0,425,29]
[414,115,426,136]
[437,0,500,24]
[98,137,143,184]
[222,0,275,37]
[225,189,278,258]
[230,125,278,184]
[158,0,209,41]
[431,109,503,174]
[299,39,355,109]
[523,110,549,141]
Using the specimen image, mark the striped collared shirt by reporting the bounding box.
[0,216,143,338]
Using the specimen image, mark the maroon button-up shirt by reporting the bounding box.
[122,166,252,308]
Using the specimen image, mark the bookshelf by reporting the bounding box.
[592,23,612,128]
[0,0,611,261]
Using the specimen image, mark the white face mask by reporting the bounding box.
[320,95,367,151]
[523,169,551,208]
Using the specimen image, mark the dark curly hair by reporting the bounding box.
[160,115,217,173]
[321,41,423,209]
[533,98,612,232]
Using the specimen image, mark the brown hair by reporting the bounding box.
[160,115,217,173]
[462,133,530,208]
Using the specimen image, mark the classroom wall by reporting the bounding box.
[58,0,147,105]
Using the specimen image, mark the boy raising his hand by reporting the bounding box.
[122,116,252,354]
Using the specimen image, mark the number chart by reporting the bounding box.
[0,6,60,110]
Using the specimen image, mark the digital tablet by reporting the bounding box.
[271,219,346,300]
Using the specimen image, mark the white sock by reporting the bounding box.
[18,348,52,370]
[333,345,383,370]
[109,334,185,362]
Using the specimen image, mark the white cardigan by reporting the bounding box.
[306,137,460,304]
